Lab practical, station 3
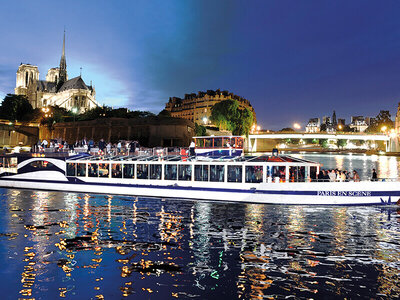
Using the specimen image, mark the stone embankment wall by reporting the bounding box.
[0,124,39,148]
[39,117,195,147]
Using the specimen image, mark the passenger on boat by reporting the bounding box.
[371,169,378,181]
[328,170,336,182]
[99,139,106,153]
[189,140,195,156]
[353,170,360,182]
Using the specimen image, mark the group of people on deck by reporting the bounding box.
[318,169,360,182]
[35,138,140,155]
[317,168,378,182]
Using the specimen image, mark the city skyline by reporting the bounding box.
[1,1,400,130]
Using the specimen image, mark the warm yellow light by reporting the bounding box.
[293,123,301,130]
[338,125,343,130]
[257,125,261,131]
[381,126,387,132]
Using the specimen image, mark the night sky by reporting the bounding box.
[1,0,400,130]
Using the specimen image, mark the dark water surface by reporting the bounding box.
[0,188,400,299]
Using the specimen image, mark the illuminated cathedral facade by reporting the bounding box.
[14,32,98,113]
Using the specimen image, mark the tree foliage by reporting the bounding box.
[319,138,328,148]
[337,139,347,149]
[0,94,33,121]
[78,106,155,121]
[210,100,253,135]
[194,123,207,136]
[40,105,73,128]
[158,109,171,118]
[279,127,295,132]
[366,110,393,133]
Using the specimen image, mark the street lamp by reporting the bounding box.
[42,107,51,118]
[202,117,208,125]
[72,107,78,124]
[381,125,387,134]
[293,123,301,130]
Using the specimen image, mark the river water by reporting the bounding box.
[0,153,399,299]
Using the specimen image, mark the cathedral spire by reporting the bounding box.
[58,29,67,86]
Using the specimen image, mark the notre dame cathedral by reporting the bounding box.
[14,32,98,113]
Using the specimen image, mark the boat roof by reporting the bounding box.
[66,154,320,165]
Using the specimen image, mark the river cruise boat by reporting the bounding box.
[0,151,399,205]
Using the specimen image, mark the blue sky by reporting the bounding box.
[1,0,400,129]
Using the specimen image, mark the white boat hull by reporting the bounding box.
[0,171,399,205]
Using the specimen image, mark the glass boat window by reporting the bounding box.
[164,164,177,180]
[3,157,18,168]
[236,138,243,148]
[223,138,232,148]
[88,163,98,177]
[98,163,109,178]
[210,165,224,182]
[137,164,149,179]
[204,138,212,148]
[123,164,135,179]
[214,138,222,148]
[271,166,286,182]
[228,165,242,183]
[111,163,122,178]
[245,166,263,183]
[150,164,162,180]
[289,166,305,182]
[178,165,192,181]
[310,166,317,181]
[29,160,55,169]
[67,163,76,176]
[195,165,209,181]
[195,139,204,148]
[77,163,86,177]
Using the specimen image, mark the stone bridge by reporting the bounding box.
[248,132,397,152]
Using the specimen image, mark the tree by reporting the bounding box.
[210,99,253,135]
[158,109,171,118]
[284,138,292,144]
[366,110,393,133]
[279,127,295,132]
[319,138,328,148]
[79,106,112,120]
[210,99,240,132]
[235,107,254,136]
[40,105,73,128]
[194,123,207,136]
[337,139,347,149]
[0,94,33,121]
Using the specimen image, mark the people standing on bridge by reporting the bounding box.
[371,169,378,181]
